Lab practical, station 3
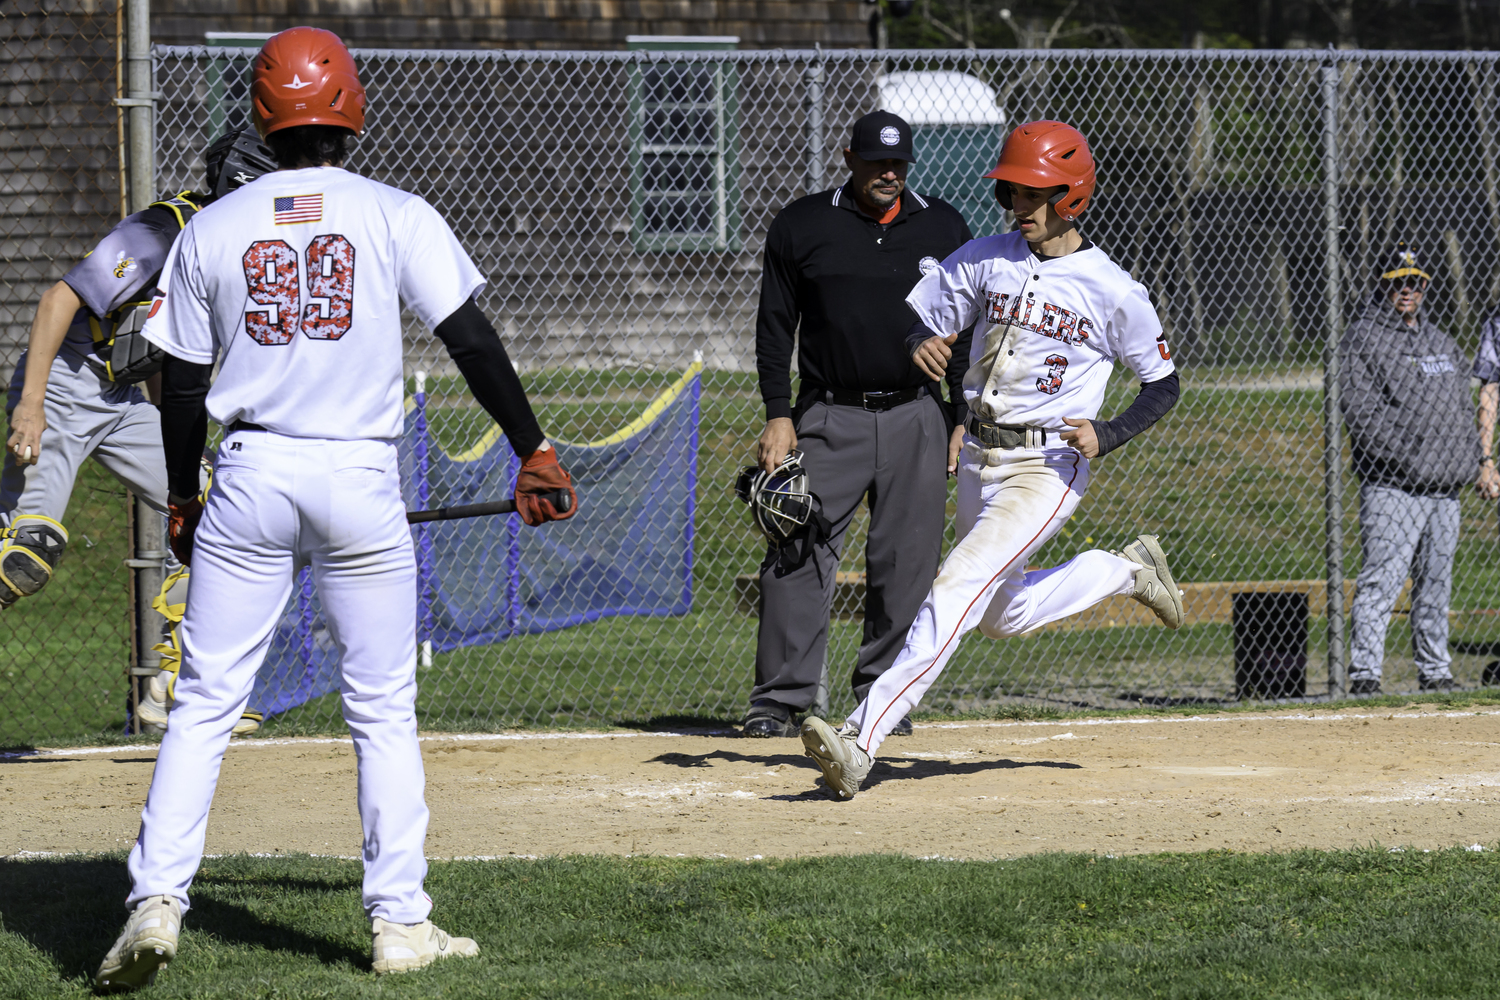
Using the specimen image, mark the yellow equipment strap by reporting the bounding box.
[147,191,202,231]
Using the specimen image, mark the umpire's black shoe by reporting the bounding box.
[1419,676,1457,693]
[1349,678,1382,696]
[741,701,798,738]
[889,715,914,737]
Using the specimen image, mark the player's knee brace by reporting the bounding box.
[0,514,68,608]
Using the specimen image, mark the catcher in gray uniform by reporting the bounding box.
[2,128,276,732]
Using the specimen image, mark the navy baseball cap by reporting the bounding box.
[1378,241,1431,283]
[850,111,915,163]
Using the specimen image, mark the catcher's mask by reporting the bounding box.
[735,450,830,547]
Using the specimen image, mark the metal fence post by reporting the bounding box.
[804,50,825,196]
[123,0,162,732]
[803,49,830,719]
[1320,59,1348,699]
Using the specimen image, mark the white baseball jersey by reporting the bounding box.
[906,231,1174,428]
[143,166,483,440]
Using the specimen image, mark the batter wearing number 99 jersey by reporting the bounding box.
[800,121,1183,801]
[95,27,575,991]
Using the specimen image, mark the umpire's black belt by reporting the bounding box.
[965,415,1048,449]
[801,385,924,411]
[228,420,269,433]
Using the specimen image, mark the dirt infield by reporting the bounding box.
[4,707,1499,859]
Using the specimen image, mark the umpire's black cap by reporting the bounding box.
[849,111,916,163]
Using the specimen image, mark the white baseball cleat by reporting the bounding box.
[800,716,873,801]
[136,671,172,732]
[1116,533,1185,630]
[232,711,264,737]
[371,917,480,975]
[95,894,181,992]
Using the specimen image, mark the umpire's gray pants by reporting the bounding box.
[2,350,169,524]
[1349,482,1459,683]
[752,394,948,710]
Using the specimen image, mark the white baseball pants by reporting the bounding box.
[847,439,1140,758]
[127,430,432,924]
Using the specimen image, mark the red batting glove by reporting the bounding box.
[514,445,578,526]
[167,497,204,566]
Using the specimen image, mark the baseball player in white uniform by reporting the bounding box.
[800,121,1183,800]
[96,27,576,991]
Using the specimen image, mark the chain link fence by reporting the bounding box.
[11,43,1500,743]
[1,3,140,746]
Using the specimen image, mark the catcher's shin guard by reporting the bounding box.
[140,568,190,731]
[139,628,181,732]
[0,514,68,608]
[142,565,262,736]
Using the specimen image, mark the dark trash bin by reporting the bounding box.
[1232,591,1308,699]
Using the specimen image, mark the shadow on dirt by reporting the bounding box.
[864,756,1081,790]
[648,749,809,769]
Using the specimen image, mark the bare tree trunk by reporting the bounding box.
[1271,239,1294,360]
[1188,38,1212,190]
[1445,229,1472,337]
[1384,77,1404,265]
[1465,61,1500,309]
[1317,0,1358,48]
[1177,56,1209,359]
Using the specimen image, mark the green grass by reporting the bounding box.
[5,849,1500,998]
[0,461,136,746]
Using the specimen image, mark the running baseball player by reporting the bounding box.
[3,128,276,736]
[95,27,576,990]
[799,121,1183,800]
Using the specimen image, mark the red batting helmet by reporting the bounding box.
[984,120,1096,221]
[251,27,366,137]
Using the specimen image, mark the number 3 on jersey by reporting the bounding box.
[243,235,355,345]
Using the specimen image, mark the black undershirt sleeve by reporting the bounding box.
[905,320,971,427]
[159,353,211,500]
[433,298,545,458]
[1091,371,1180,457]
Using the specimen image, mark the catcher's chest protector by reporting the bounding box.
[86,193,201,385]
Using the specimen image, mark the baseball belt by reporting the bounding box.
[800,385,924,412]
[964,415,1048,449]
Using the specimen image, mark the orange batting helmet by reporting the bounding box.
[251,27,366,138]
[983,120,1096,221]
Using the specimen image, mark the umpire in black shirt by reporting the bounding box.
[744,111,973,737]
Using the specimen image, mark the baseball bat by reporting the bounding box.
[406,489,573,524]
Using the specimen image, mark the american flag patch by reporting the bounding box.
[274,194,323,225]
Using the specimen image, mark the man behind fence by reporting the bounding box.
[1472,306,1500,506]
[743,111,973,737]
[1339,243,1482,695]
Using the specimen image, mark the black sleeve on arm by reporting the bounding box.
[905,318,974,429]
[159,353,211,500]
[755,220,800,421]
[946,321,973,428]
[433,298,545,458]
[1091,371,1180,458]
